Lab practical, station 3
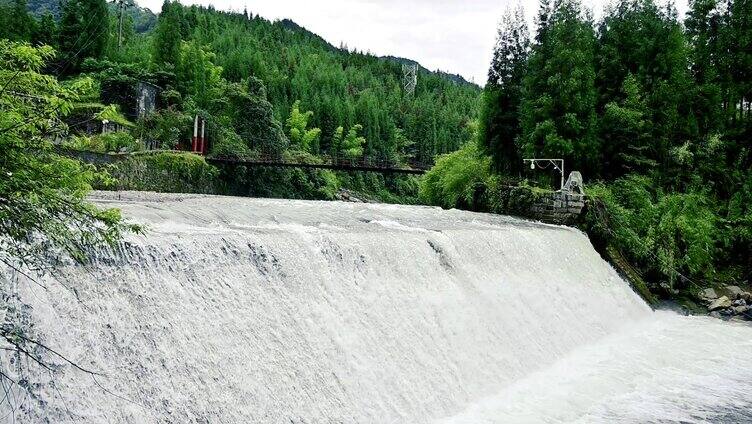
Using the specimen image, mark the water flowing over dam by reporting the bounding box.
[6,192,752,423]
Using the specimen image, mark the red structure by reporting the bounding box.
[191,115,207,155]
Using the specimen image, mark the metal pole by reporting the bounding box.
[192,115,198,152]
[200,118,206,155]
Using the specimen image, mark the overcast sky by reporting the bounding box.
[135,0,688,85]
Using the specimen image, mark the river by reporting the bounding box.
[5,192,752,423]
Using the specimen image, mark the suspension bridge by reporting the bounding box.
[55,148,430,175]
[206,154,429,175]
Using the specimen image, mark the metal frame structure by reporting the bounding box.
[402,64,417,96]
[523,158,565,191]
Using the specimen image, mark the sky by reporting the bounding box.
[135,0,688,85]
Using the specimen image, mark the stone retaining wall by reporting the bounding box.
[489,185,586,226]
[529,192,586,225]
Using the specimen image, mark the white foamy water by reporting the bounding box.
[4,192,752,423]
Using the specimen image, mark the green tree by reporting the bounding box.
[332,124,365,159]
[393,127,414,164]
[481,5,529,174]
[1,40,135,391]
[176,40,223,108]
[153,0,183,68]
[419,141,490,209]
[217,77,288,155]
[33,11,58,47]
[520,0,599,176]
[597,0,694,171]
[599,74,656,176]
[58,0,110,73]
[286,100,321,152]
[1,0,37,42]
[685,0,725,136]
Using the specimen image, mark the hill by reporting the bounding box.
[0,0,480,201]
[7,0,480,164]
[175,6,481,163]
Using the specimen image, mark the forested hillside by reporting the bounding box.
[149,4,480,164]
[0,0,480,201]
[422,0,751,301]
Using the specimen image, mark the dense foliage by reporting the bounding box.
[428,0,751,295]
[1,0,479,202]
[142,2,479,164]
[0,41,134,269]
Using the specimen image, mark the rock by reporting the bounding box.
[699,288,718,300]
[732,299,747,307]
[709,311,722,319]
[741,292,752,302]
[708,296,732,311]
[720,308,734,316]
[726,285,744,299]
[733,305,750,316]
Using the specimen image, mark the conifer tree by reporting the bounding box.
[520,0,599,176]
[2,0,36,42]
[153,0,183,68]
[33,12,58,47]
[57,0,109,73]
[597,0,694,168]
[535,0,555,43]
[481,6,529,173]
[599,74,656,177]
[685,0,724,136]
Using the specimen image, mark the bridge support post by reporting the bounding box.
[199,118,206,155]
[192,115,199,153]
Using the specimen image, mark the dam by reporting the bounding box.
[4,192,752,422]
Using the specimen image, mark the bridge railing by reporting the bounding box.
[53,146,433,174]
[209,153,432,172]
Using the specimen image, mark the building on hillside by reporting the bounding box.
[136,81,160,119]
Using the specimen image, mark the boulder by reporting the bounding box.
[732,299,747,307]
[708,296,732,312]
[726,285,744,299]
[741,292,752,302]
[733,305,750,316]
[699,288,718,300]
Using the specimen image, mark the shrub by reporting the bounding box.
[211,128,253,159]
[586,175,720,290]
[105,152,220,193]
[419,142,491,209]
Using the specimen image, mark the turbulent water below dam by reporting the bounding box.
[4,192,752,423]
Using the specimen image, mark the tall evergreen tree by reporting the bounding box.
[520,0,599,176]
[599,74,656,177]
[535,0,555,43]
[481,6,530,173]
[596,0,694,171]
[33,11,58,47]
[57,0,109,73]
[728,0,752,132]
[1,0,37,42]
[685,0,725,136]
[153,0,183,68]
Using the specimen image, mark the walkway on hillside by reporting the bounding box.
[206,154,428,175]
[54,148,429,175]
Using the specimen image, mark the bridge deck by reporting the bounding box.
[207,156,428,175]
[54,147,429,175]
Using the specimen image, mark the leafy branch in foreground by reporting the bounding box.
[0,40,139,410]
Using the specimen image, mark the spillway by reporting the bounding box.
[4,192,752,423]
